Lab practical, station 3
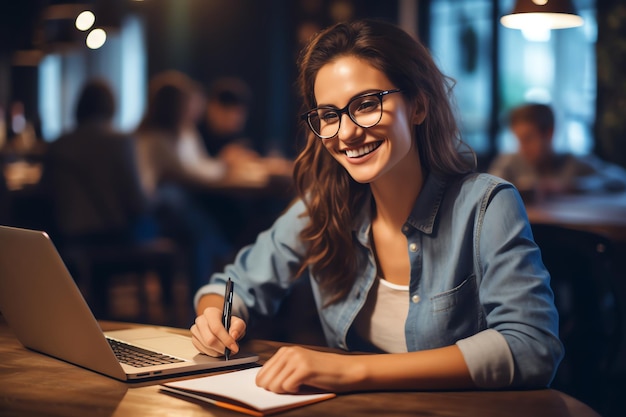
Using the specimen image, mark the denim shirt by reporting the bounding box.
[196,173,564,388]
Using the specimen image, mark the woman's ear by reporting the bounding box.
[412,97,428,125]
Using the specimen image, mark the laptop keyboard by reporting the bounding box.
[107,338,185,368]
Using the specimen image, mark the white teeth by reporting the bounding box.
[345,143,380,158]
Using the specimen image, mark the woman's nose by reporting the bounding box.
[337,112,362,142]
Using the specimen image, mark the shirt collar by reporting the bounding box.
[353,173,448,243]
[405,173,447,235]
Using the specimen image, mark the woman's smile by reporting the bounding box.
[343,141,383,159]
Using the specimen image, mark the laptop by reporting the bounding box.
[0,225,258,381]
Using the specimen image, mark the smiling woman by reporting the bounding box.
[191,19,563,395]
[312,57,421,185]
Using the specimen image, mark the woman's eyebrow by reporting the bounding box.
[314,89,384,108]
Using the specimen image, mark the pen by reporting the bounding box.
[222,278,234,360]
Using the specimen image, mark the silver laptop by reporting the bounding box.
[0,225,258,381]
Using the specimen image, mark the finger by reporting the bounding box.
[256,347,292,390]
[194,307,246,356]
[190,322,221,356]
[207,318,238,355]
[191,333,221,357]
[277,367,306,394]
[229,317,247,342]
[267,362,300,394]
[256,355,280,388]
[193,315,221,350]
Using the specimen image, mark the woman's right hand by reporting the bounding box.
[190,306,247,357]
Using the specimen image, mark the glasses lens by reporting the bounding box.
[308,109,340,138]
[349,94,383,128]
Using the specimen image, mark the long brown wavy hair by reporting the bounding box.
[293,19,475,305]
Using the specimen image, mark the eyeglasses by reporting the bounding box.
[301,89,403,139]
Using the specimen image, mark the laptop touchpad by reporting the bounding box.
[133,335,201,360]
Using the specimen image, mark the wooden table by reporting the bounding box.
[525,192,626,242]
[0,318,601,417]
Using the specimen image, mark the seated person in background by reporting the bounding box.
[191,20,563,394]
[198,77,257,164]
[43,78,150,244]
[135,70,227,197]
[134,70,231,291]
[489,103,626,196]
[198,77,293,179]
[176,79,217,170]
[196,77,293,248]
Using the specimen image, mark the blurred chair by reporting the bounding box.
[531,224,622,414]
[60,236,184,324]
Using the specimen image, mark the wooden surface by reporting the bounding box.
[0,318,601,417]
[525,192,626,242]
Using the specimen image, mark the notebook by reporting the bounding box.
[0,225,258,381]
[161,366,336,416]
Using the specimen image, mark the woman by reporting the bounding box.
[191,20,563,393]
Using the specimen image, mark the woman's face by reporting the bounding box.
[313,55,422,184]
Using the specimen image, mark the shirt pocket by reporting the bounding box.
[430,275,481,344]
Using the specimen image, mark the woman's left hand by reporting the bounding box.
[255,346,365,394]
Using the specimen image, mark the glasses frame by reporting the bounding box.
[301,89,403,139]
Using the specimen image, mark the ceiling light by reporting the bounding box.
[75,10,95,31]
[86,28,107,49]
[501,0,584,30]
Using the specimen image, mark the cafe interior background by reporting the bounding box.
[1,1,625,416]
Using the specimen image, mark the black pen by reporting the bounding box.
[222,278,234,360]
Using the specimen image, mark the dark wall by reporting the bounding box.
[595,0,626,169]
[144,0,278,153]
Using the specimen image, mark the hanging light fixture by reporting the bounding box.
[501,0,584,30]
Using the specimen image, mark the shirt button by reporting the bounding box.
[402,225,410,233]
[409,243,418,252]
[411,294,420,303]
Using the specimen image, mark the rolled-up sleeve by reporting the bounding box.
[477,185,564,388]
[194,199,309,320]
[456,329,514,388]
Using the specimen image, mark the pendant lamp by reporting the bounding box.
[501,0,584,30]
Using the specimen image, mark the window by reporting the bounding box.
[498,0,597,155]
[428,0,597,158]
[38,15,146,141]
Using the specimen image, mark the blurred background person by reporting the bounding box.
[42,78,150,245]
[176,83,217,174]
[134,70,231,292]
[489,103,626,198]
[135,70,227,198]
[198,76,257,164]
[196,76,294,247]
[198,76,293,175]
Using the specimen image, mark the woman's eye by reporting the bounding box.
[320,112,339,124]
[354,99,379,114]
